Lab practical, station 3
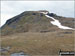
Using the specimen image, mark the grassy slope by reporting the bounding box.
[1,11,53,36]
[1,30,74,56]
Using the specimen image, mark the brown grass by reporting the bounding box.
[1,30,74,56]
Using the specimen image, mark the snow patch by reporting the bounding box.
[45,15,75,30]
[40,12,48,15]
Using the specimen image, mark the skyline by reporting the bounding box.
[1,1,74,26]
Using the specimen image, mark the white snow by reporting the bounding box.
[45,15,75,30]
[40,12,48,15]
[39,12,75,30]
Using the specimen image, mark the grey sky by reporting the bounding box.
[1,1,74,26]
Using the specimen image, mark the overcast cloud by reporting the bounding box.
[1,1,74,26]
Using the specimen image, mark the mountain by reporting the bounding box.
[1,10,75,55]
[1,10,75,36]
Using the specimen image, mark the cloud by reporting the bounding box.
[1,1,74,26]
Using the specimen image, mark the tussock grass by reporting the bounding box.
[1,30,74,55]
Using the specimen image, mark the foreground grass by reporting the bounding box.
[1,30,74,56]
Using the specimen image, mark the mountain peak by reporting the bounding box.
[1,10,75,36]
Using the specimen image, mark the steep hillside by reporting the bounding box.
[1,11,57,36]
[1,11,75,36]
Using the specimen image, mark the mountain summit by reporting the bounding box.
[1,10,75,35]
[1,10,75,55]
